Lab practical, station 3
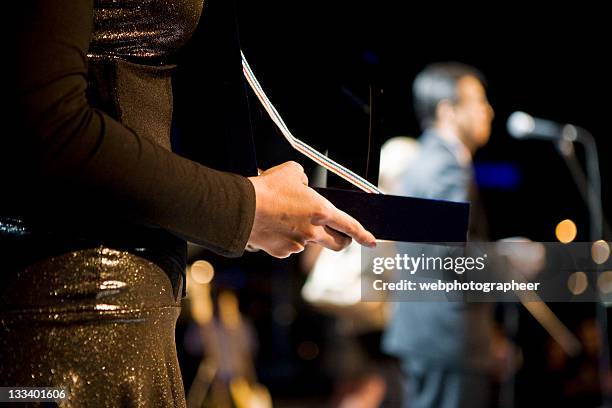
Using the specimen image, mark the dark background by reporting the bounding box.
[178,2,611,406]
[236,1,610,243]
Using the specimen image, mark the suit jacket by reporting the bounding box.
[382,129,493,370]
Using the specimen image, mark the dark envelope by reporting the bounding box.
[314,187,470,243]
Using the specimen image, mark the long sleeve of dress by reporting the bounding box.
[9,0,255,257]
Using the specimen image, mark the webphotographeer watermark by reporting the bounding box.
[360,241,612,302]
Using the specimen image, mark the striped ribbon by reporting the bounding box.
[241,51,383,195]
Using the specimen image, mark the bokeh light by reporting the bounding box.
[555,219,577,243]
[191,260,214,284]
[567,271,588,295]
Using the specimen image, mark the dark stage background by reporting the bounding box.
[176,2,611,406]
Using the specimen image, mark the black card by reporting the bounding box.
[314,187,470,243]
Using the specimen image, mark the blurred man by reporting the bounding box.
[383,62,495,408]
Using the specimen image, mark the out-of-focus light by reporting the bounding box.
[597,271,612,294]
[297,341,319,361]
[474,162,521,190]
[568,271,588,295]
[591,240,610,265]
[507,111,535,138]
[556,219,577,243]
[191,260,214,284]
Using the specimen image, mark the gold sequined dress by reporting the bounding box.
[2,0,256,406]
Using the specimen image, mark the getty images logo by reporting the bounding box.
[372,254,488,275]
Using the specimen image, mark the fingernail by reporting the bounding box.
[368,241,377,248]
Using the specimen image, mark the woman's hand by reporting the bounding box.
[247,161,376,258]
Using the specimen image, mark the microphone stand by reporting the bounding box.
[555,127,611,405]
[555,126,608,241]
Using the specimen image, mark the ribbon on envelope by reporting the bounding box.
[241,51,383,195]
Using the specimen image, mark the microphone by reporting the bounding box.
[506,111,570,140]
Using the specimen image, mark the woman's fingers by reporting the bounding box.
[312,202,376,248]
[312,225,352,251]
[247,161,376,259]
[267,239,305,258]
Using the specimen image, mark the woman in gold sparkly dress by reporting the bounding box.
[2,1,375,406]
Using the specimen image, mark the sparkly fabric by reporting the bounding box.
[90,0,205,62]
[82,0,208,288]
[88,0,203,151]
[0,248,185,407]
[87,57,177,151]
[87,0,204,152]
[3,1,227,405]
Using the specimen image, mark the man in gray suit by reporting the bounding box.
[383,62,495,408]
